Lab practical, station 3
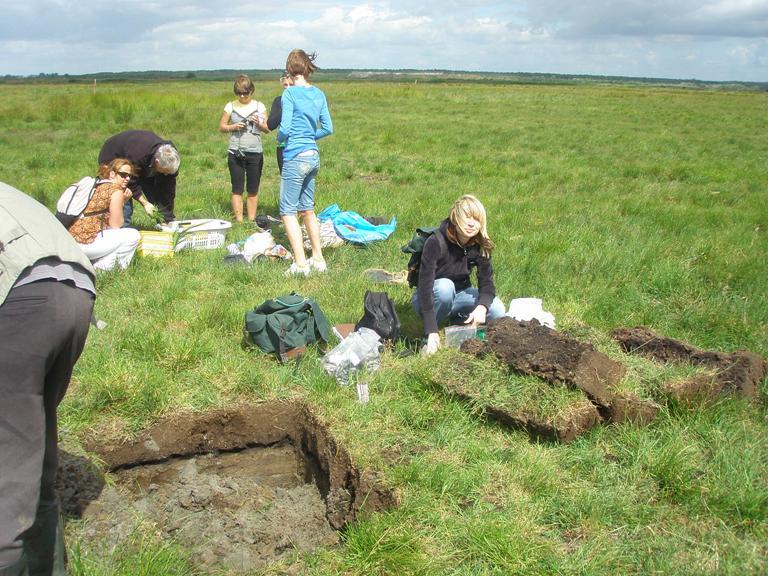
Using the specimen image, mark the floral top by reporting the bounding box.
[68,182,121,244]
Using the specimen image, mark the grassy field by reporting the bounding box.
[0,79,766,575]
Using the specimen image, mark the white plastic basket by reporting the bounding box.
[174,231,226,252]
[159,218,232,234]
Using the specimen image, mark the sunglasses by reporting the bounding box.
[117,171,133,179]
[237,92,251,97]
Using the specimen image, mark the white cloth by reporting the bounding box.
[303,219,344,250]
[242,231,275,262]
[78,228,140,271]
[506,297,556,329]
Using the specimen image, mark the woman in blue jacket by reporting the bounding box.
[277,49,333,276]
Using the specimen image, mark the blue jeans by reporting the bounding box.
[411,278,506,327]
[122,199,134,227]
[279,150,319,216]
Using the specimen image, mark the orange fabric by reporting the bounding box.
[68,182,121,244]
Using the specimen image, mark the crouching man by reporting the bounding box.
[98,130,181,224]
[0,182,96,576]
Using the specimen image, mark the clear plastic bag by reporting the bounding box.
[322,327,381,385]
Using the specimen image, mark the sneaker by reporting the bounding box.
[285,262,311,277]
[309,258,327,273]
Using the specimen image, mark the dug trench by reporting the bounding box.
[56,401,397,573]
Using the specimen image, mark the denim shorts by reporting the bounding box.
[279,150,320,216]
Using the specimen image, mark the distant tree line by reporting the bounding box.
[1,69,765,91]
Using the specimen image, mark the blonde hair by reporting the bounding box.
[448,194,494,257]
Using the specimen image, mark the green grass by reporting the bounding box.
[1,79,766,574]
[409,348,594,426]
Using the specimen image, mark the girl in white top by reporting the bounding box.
[218,74,267,222]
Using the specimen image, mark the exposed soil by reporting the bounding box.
[456,318,660,440]
[463,318,625,407]
[57,401,397,573]
[612,326,768,401]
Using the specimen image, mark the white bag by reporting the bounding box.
[322,327,381,385]
[506,297,556,329]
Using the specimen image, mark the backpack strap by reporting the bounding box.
[81,179,114,218]
[306,298,331,343]
[422,228,447,264]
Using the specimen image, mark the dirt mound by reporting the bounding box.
[426,355,602,443]
[464,318,625,406]
[612,326,767,401]
[59,401,397,572]
[456,318,659,440]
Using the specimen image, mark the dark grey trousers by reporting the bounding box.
[0,281,93,572]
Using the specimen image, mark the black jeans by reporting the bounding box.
[0,281,93,570]
[228,151,264,195]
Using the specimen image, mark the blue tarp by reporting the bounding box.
[317,204,397,245]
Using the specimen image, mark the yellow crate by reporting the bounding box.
[138,231,174,257]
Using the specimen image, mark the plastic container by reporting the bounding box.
[444,325,477,348]
[158,218,232,234]
[138,231,174,257]
[174,231,226,252]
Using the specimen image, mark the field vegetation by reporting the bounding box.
[0,78,766,575]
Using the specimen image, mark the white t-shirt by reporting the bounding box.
[224,100,267,153]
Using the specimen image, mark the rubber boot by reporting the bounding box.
[0,554,29,576]
[22,506,67,576]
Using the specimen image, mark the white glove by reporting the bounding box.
[424,332,441,355]
[465,305,487,327]
[143,202,157,216]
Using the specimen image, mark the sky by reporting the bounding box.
[1,1,767,82]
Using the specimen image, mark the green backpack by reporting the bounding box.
[401,226,445,288]
[244,292,331,361]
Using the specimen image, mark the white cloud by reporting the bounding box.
[0,1,766,81]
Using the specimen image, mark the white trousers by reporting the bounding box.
[78,228,141,271]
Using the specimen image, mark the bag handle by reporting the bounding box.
[274,296,307,308]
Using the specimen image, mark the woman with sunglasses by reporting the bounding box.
[67,158,141,271]
[219,74,267,222]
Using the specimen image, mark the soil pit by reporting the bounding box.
[62,402,397,573]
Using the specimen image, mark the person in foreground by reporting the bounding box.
[218,74,267,222]
[98,130,180,224]
[413,194,506,355]
[277,49,333,276]
[67,159,141,272]
[0,181,96,576]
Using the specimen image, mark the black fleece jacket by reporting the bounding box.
[98,130,177,202]
[417,219,496,335]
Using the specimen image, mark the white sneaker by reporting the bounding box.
[285,262,311,277]
[310,258,327,273]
